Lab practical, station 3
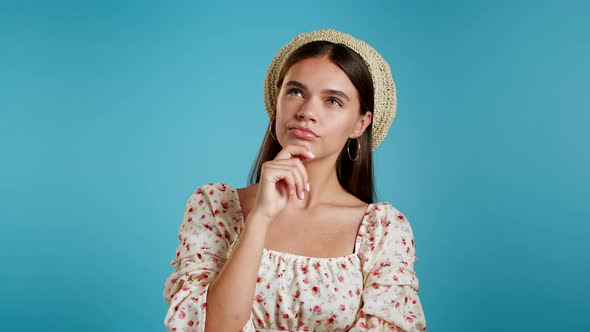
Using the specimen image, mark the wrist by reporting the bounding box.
[245,209,273,229]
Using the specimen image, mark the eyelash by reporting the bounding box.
[286,88,343,107]
[287,88,303,97]
[327,98,342,107]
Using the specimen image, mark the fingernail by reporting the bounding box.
[306,182,310,192]
[308,151,315,158]
[301,191,305,200]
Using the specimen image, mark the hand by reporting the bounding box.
[250,145,315,222]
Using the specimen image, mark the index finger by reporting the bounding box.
[274,145,315,161]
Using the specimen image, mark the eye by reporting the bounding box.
[287,88,303,97]
[327,98,342,107]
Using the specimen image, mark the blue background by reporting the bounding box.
[1,0,588,331]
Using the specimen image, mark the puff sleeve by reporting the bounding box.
[162,184,255,332]
[349,204,427,332]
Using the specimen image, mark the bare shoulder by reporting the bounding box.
[236,183,258,220]
[336,191,370,210]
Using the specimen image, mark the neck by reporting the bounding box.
[288,153,343,210]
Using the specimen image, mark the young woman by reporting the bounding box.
[163,29,427,332]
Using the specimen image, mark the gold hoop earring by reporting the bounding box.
[347,137,360,161]
[268,119,278,141]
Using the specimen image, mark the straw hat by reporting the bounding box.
[263,29,397,151]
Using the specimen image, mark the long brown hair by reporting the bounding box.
[248,41,376,203]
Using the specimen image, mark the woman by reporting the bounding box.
[163,29,427,332]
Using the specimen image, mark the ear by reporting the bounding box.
[350,111,372,138]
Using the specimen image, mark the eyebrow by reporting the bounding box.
[285,80,350,102]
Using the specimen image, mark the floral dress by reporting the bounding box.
[163,183,427,331]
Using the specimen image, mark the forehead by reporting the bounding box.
[283,56,358,96]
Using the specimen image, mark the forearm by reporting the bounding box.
[204,213,270,331]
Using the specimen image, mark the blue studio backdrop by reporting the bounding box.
[1,1,588,331]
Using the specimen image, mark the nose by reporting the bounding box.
[296,98,318,122]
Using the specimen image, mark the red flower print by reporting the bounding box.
[256,294,264,303]
[327,317,335,324]
[256,276,262,283]
[178,310,186,319]
[295,290,301,298]
[301,265,308,274]
[198,199,204,205]
[218,221,225,227]
[221,201,229,209]
[196,188,203,194]
[312,286,319,294]
[187,217,192,223]
[188,320,194,326]
[208,189,214,195]
[313,262,321,269]
[337,275,344,283]
[397,214,405,220]
[278,295,283,302]
[340,304,346,311]
[313,305,322,313]
[283,313,289,319]
[393,275,398,281]
[188,207,194,213]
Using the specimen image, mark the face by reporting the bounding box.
[275,55,372,159]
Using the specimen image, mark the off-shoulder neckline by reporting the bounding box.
[213,182,380,261]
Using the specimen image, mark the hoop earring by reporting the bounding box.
[347,137,360,161]
[268,119,278,141]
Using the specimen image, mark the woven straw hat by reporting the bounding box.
[263,29,397,151]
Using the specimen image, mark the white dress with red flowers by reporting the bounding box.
[163,183,427,332]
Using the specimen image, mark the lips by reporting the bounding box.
[288,126,318,140]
